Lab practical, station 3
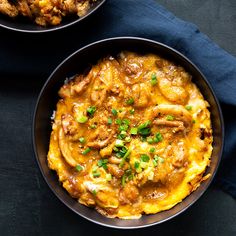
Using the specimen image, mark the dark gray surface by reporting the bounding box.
[0,0,236,235]
[157,0,236,56]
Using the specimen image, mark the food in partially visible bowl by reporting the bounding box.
[0,0,98,26]
[47,51,213,219]
[0,0,105,32]
[33,37,223,228]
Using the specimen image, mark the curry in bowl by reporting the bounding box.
[48,51,213,219]
[0,0,98,26]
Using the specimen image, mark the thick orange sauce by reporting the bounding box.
[48,51,213,219]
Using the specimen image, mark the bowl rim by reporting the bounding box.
[32,36,224,229]
[0,0,106,33]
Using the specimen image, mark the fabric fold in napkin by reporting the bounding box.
[0,0,236,197]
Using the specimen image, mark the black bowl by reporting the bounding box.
[33,37,224,228]
[0,0,106,33]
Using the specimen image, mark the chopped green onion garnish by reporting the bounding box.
[134,161,140,169]
[192,119,196,124]
[79,137,86,144]
[117,133,126,140]
[111,108,118,116]
[138,121,151,130]
[106,173,112,181]
[155,132,163,142]
[77,116,88,123]
[115,119,122,125]
[126,98,134,105]
[153,155,159,167]
[119,149,131,167]
[98,159,108,170]
[82,147,91,155]
[166,115,174,121]
[140,154,150,162]
[108,117,112,125]
[153,159,158,167]
[139,128,151,136]
[92,172,101,178]
[90,124,97,129]
[92,190,97,195]
[119,124,129,132]
[113,147,119,152]
[87,106,96,117]
[130,108,135,114]
[75,164,83,172]
[151,73,157,85]
[134,161,142,173]
[147,137,154,144]
[115,139,124,147]
[128,174,134,181]
[122,119,130,125]
[150,147,155,153]
[138,121,151,136]
[130,127,138,135]
[121,174,126,187]
[125,136,131,142]
[159,157,165,163]
[185,105,192,111]
[140,136,147,142]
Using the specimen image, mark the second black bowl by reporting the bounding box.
[33,37,224,228]
[0,0,106,33]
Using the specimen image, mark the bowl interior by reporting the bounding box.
[33,37,224,228]
[0,0,105,32]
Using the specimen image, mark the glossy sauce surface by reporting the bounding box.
[48,52,213,219]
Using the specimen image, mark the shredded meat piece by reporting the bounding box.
[0,0,18,17]
[153,119,185,131]
[107,164,124,179]
[119,183,139,204]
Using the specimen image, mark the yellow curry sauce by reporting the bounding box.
[48,51,213,219]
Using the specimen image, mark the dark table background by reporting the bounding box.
[0,0,236,235]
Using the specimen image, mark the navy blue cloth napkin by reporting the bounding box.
[0,0,236,197]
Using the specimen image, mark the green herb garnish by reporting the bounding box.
[90,124,97,129]
[151,73,157,85]
[87,106,96,117]
[79,137,86,144]
[149,147,155,153]
[111,108,118,116]
[119,124,129,132]
[147,137,154,144]
[98,159,108,170]
[75,164,83,172]
[130,127,138,135]
[134,161,140,169]
[92,172,101,178]
[166,115,174,121]
[82,147,91,155]
[115,119,122,125]
[108,117,112,125]
[185,105,192,111]
[129,108,135,114]
[154,132,163,143]
[76,116,88,123]
[125,136,131,142]
[140,154,150,162]
[126,98,134,105]
[138,121,151,136]
[119,149,131,167]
